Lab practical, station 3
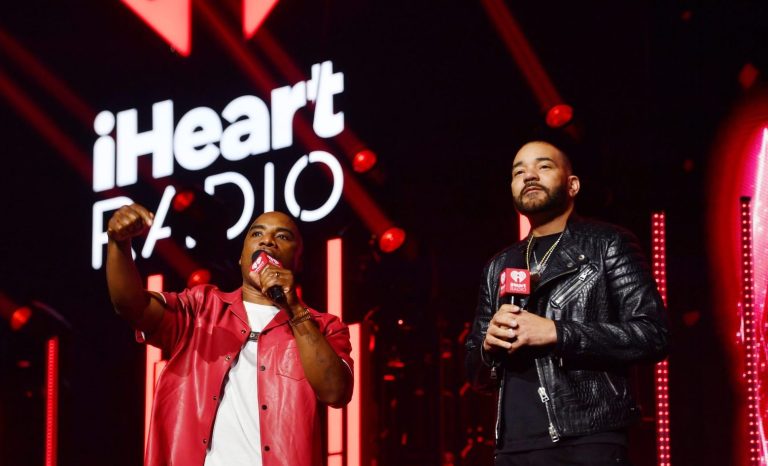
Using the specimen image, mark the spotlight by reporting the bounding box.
[739,63,759,90]
[1,300,71,338]
[172,190,196,212]
[10,306,32,331]
[187,268,212,288]
[353,149,378,173]
[378,227,406,253]
[545,104,574,128]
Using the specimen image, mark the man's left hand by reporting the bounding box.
[506,307,557,353]
[257,264,299,308]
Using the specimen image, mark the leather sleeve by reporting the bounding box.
[137,285,207,354]
[317,312,355,406]
[554,228,669,365]
[465,263,502,394]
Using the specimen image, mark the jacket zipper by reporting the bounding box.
[550,266,596,308]
[494,261,573,443]
[495,371,504,441]
[535,360,561,442]
[602,372,620,396]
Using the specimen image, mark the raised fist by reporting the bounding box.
[107,204,154,243]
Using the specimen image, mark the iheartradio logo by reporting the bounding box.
[251,250,281,274]
[510,270,527,283]
[500,268,531,297]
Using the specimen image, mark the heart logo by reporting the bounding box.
[510,270,527,283]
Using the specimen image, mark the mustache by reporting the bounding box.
[522,182,547,195]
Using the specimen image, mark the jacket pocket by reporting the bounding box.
[276,340,306,380]
[549,265,597,309]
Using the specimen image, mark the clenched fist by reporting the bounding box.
[107,204,154,243]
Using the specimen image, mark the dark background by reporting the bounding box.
[1,1,762,464]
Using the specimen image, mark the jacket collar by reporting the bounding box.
[525,215,589,289]
[213,287,291,331]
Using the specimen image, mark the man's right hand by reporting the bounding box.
[483,304,557,354]
[483,304,521,353]
[107,204,154,243]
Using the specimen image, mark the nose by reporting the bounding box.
[258,233,276,247]
[523,170,538,183]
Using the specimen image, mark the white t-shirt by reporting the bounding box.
[204,301,280,466]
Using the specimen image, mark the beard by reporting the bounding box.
[513,181,569,215]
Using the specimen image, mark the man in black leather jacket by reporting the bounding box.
[465,138,668,465]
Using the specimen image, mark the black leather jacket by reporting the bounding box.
[465,216,668,443]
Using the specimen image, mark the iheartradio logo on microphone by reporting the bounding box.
[500,268,531,296]
[251,251,281,274]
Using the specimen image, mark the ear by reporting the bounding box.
[567,175,580,198]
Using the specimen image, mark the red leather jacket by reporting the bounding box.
[138,285,353,466]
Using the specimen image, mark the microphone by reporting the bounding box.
[250,251,287,305]
[499,268,531,307]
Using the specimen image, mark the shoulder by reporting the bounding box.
[161,284,229,309]
[484,242,525,271]
[184,284,227,301]
[567,216,638,245]
[307,307,348,333]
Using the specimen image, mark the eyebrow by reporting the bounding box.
[248,224,296,236]
[512,157,557,169]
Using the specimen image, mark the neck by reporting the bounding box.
[526,204,574,237]
[241,283,275,305]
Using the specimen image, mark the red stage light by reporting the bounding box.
[45,337,59,466]
[378,227,406,253]
[145,275,166,450]
[545,104,574,128]
[187,268,212,287]
[172,190,196,212]
[10,306,32,331]
[651,212,671,465]
[353,149,378,173]
[739,63,759,90]
[121,0,192,56]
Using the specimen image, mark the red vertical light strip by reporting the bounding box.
[751,129,768,463]
[326,238,345,465]
[45,336,59,466]
[519,215,530,241]
[739,198,761,466]
[347,323,361,466]
[327,238,343,319]
[651,212,671,466]
[145,274,165,449]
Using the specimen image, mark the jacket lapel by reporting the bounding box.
[535,224,584,289]
[217,288,249,326]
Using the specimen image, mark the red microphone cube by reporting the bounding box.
[250,251,282,274]
[499,268,531,297]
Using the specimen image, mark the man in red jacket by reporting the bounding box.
[106,205,353,466]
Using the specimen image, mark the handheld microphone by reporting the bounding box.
[250,251,287,305]
[499,268,531,307]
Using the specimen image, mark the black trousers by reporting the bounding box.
[495,443,632,466]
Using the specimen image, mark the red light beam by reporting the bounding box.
[0,27,95,127]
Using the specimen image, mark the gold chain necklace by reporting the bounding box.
[525,232,564,279]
